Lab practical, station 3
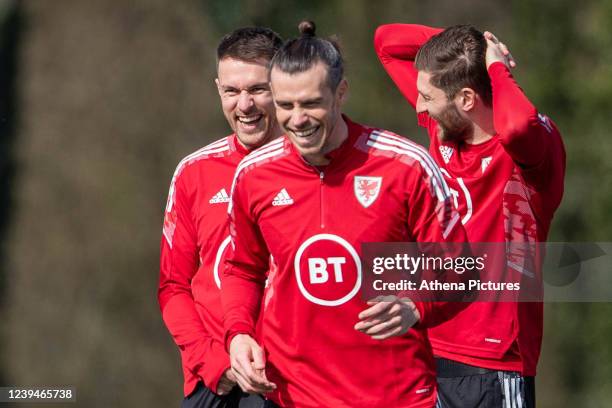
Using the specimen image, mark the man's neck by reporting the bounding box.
[269,125,284,144]
[238,125,284,152]
[464,106,495,145]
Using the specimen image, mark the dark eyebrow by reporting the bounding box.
[219,83,270,92]
[248,83,270,90]
[302,97,323,104]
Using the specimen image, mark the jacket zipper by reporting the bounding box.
[319,171,325,229]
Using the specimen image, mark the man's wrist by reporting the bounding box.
[224,325,254,352]
[404,298,421,321]
[487,60,508,74]
[411,301,428,328]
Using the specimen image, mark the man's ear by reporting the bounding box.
[456,87,476,112]
[336,78,349,105]
[215,78,222,96]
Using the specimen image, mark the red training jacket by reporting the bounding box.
[223,118,467,408]
[374,23,566,375]
[158,135,250,396]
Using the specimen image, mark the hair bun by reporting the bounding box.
[298,20,316,37]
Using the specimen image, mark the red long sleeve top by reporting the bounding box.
[158,135,249,396]
[223,118,467,407]
[374,23,566,375]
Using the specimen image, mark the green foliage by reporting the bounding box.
[0,1,609,407]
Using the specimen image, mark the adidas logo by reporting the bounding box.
[209,188,230,204]
[272,188,294,206]
[439,145,454,164]
[481,156,492,174]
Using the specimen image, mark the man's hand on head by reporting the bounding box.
[484,31,516,70]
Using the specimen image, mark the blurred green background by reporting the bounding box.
[0,0,609,407]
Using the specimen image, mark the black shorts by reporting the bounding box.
[181,382,265,408]
[435,358,535,408]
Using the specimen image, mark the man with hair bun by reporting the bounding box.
[375,23,565,407]
[158,26,282,408]
[222,21,467,407]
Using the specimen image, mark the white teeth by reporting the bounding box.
[293,127,318,137]
[238,115,262,124]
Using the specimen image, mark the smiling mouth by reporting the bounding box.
[290,126,319,138]
[237,114,263,125]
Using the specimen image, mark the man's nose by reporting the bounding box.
[415,94,426,114]
[237,90,254,112]
[290,110,309,128]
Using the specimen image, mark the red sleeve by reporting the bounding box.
[222,173,268,350]
[490,62,564,177]
[374,23,443,108]
[405,153,471,328]
[158,171,229,393]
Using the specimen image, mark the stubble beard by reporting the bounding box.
[435,102,473,143]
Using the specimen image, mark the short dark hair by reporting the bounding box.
[270,20,344,91]
[415,25,492,106]
[217,27,282,64]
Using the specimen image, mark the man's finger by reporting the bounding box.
[355,316,385,331]
[251,344,266,371]
[232,366,273,394]
[233,356,265,388]
[371,325,405,340]
[498,42,517,66]
[234,354,257,381]
[356,301,403,330]
[505,51,517,68]
[233,369,256,393]
[358,301,392,320]
[484,31,499,44]
[237,358,276,391]
[217,380,232,396]
[226,369,237,383]
[361,315,402,335]
[231,366,250,392]
[485,38,498,50]
[499,42,509,55]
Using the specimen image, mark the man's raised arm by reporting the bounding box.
[486,34,565,183]
[374,24,442,108]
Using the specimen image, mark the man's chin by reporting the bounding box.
[291,142,319,156]
[438,125,468,143]
[236,131,271,150]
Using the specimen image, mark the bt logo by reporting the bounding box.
[308,257,346,284]
[294,234,362,307]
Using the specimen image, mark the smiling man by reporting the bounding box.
[158,27,282,408]
[222,21,467,408]
[374,23,566,407]
[271,42,347,166]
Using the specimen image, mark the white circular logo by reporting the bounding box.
[294,233,362,307]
